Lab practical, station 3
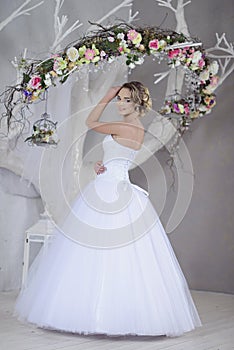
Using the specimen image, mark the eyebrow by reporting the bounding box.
[117,95,131,99]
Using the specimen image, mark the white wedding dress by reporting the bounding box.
[14,134,202,337]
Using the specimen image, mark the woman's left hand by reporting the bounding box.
[94,161,107,175]
[103,86,121,102]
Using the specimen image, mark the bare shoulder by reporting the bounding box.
[113,121,145,150]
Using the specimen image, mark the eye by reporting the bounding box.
[125,98,131,103]
[116,95,121,101]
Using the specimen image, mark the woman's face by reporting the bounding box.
[116,88,136,117]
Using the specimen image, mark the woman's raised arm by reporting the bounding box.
[85,86,123,135]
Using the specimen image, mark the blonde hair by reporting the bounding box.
[120,81,152,116]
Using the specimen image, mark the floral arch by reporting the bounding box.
[1,22,219,146]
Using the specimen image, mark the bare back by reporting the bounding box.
[112,120,145,151]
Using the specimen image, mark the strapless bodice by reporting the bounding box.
[99,134,139,182]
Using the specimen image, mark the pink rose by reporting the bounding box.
[85,49,95,61]
[100,50,106,57]
[53,61,59,71]
[107,37,115,42]
[127,29,138,41]
[182,47,190,53]
[184,105,190,115]
[149,39,159,50]
[28,76,41,89]
[210,76,219,87]
[50,54,59,58]
[198,59,205,68]
[168,49,181,59]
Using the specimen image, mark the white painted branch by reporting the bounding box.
[208,54,233,59]
[154,70,170,84]
[216,61,234,87]
[11,48,27,84]
[206,32,234,90]
[206,33,234,56]
[156,0,176,12]
[168,42,202,49]
[128,8,139,23]
[182,0,191,7]
[0,0,44,32]
[87,0,133,30]
[50,0,83,52]
[51,19,82,52]
[156,0,190,35]
[156,0,191,97]
[175,0,190,36]
[218,57,231,75]
[53,0,67,42]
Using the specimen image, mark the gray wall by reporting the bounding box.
[130,0,234,294]
[0,0,233,293]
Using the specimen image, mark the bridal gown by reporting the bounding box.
[14,134,202,337]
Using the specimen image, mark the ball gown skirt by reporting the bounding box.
[14,134,202,337]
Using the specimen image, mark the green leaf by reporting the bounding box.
[60,74,69,84]
[41,58,54,72]
[23,73,30,84]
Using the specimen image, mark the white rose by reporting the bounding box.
[120,39,127,46]
[108,36,115,42]
[129,62,136,69]
[44,135,50,142]
[33,90,40,96]
[108,56,115,63]
[200,69,210,81]
[159,40,167,48]
[55,69,62,75]
[117,32,125,40]
[209,61,219,75]
[198,105,208,112]
[192,51,202,64]
[202,85,215,94]
[190,63,199,71]
[135,57,144,65]
[66,47,79,62]
[163,105,171,114]
[100,50,106,57]
[44,73,52,86]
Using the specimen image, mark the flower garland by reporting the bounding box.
[1,22,219,141]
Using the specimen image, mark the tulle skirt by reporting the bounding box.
[14,178,202,337]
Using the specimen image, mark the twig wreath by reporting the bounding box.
[1,22,219,146]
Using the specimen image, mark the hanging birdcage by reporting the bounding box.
[159,67,197,124]
[24,112,58,146]
[24,90,59,147]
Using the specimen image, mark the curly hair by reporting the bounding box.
[120,81,152,116]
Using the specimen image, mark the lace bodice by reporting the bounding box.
[100,134,139,182]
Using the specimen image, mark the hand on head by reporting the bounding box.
[104,86,122,102]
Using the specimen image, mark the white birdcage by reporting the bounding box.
[24,90,59,147]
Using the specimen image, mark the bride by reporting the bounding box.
[14,81,202,337]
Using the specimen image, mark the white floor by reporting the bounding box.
[0,290,234,350]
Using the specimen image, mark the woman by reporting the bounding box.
[14,81,202,337]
